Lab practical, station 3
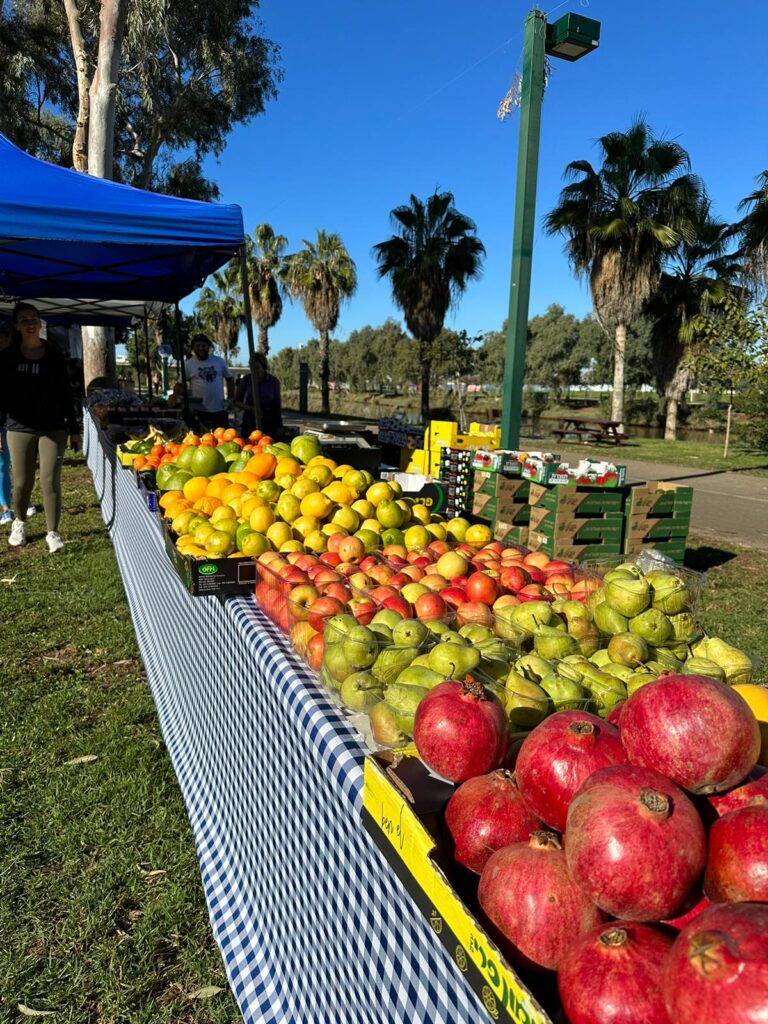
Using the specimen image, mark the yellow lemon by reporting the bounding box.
[323,481,355,506]
[341,468,366,492]
[404,525,430,552]
[388,480,403,498]
[192,522,216,546]
[266,521,294,549]
[205,530,236,556]
[249,506,276,533]
[300,492,333,520]
[322,522,347,538]
[210,504,237,524]
[276,491,302,523]
[361,518,382,535]
[731,684,768,765]
[171,509,197,536]
[241,532,271,557]
[331,505,360,532]
[304,529,328,553]
[292,514,320,539]
[352,499,375,520]
[465,523,493,546]
[241,494,267,518]
[304,464,334,487]
[426,522,447,541]
[279,539,305,553]
[411,503,431,525]
[366,481,394,507]
[182,544,208,558]
[291,477,320,499]
[334,463,355,479]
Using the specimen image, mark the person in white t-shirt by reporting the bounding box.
[184,334,234,431]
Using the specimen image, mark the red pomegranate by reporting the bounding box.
[620,674,760,794]
[661,894,711,931]
[413,679,508,783]
[444,769,541,874]
[557,922,674,1024]
[662,902,768,1024]
[707,766,768,817]
[515,710,627,833]
[606,701,625,727]
[477,831,604,971]
[565,764,707,921]
[704,801,768,903]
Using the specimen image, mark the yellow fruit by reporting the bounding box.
[241,532,271,557]
[411,503,431,525]
[304,464,334,487]
[352,499,375,520]
[731,684,768,765]
[395,499,412,523]
[176,534,199,550]
[164,498,192,520]
[293,514,320,539]
[193,495,222,516]
[361,518,382,535]
[171,511,197,536]
[341,468,366,491]
[241,494,267,518]
[210,504,236,524]
[193,522,216,546]
[304,529,328,553]
[227,496,244,517]
[322,522,347,538]
[366,481,394,507]
[291,477,320,500]
[221,482,247,504]
[180,476,208,502]
[331,505,360,532]
[404,525,430,551]
[213,517,238,538]
[205,476,230,499]
[426,522,447,541]
[231,471,260,487]
[376,499,404,529]
[323,481,355,506]
[308,455,337,472]
[465,523,493,546]
[275,457,302,479]
[266,521,294,549]
[300,492,333,520]
[159,489,184,511]
[249,506,276,533]
[388,480,403,498]
[205,529,236,556]
[445,517,470,542]
[279,539,305,553]
[182,544,208,558]
[275,473,298,490]
[334,463,355,479]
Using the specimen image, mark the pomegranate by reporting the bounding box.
[557,922,674,1024]
[620,674,760,794]
[413,679,508,783]
[707,766,768,817]
[565,764,707,921]
[515,710,627,832]
[444,769,541,874]
[661,894,711,931]
[704,801,768,903]
[662,902,768,1024]
[606,701,625,727]
[477,831,604,971]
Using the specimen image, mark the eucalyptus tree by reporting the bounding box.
[281,231,357,415]
[545,118,701,428]
[372,191,485,423]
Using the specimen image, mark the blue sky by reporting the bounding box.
[197,0,767,355]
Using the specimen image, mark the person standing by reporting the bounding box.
[0,321,13,525]
[234,353,283,439]
[0,303,81,552]
[184,334,234,431]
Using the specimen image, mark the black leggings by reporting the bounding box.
[6,430,67,532]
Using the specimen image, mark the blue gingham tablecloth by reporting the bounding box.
[85,415,487,1024]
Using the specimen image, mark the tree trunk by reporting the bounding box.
[664,363,690,441]
[87,0,129,178]
[258,325,269,355]
[611,322,626,430]
[320,329,330,415]
[420,350,431,425]
[63,0,90,171]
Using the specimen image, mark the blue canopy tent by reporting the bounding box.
[0,132,261,418]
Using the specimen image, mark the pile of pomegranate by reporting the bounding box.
[415,672,768,1024]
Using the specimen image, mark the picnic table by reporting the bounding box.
[552,416,628,445]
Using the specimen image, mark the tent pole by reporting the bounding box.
[135,327,143,397]
[144,319,153,400]
[239,244,262,432]
[174,304,191,426]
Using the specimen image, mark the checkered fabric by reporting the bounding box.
[85,414,486,1024]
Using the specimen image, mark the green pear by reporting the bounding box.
[515,653,554,682]
[392,618,429,648]
[427,642,480,679]
[603,568,638,583]
[587,588,607,615]
[476,637,518,663]
[341,624,379,669]
[384,682,429,716]
[323,643,355,685]
[684,656,726,682]
[476,658,512,684]
[369,701,407,747]
[647,571,692,615]
[368,622,393,643]
[438,630,467,645]
[654,648,686,673]
[408,653,433,669]
[691,637,753,684]
[557,658,590,683]
[370,609,404,630]
[590,648,613,668]
[459,623,495,644]
[533,626,578,661]
[493,609,529,645]
[629,608,674,647]
[669,612,701,644]
[339,671,383,712]
[423,619,452,638]
[626,671,658,696]
[325,613,359,644]
[581,669,627,716]
[607,631,649,667]
[321,664,339,692]
[568,616,601,656]
[594,602,629,636]
[372,645,419,686]
[508,601,554,633]
[613,562,643,578]
[540,672,590,711]
[559,599,592,624]
[505,677,550,729]
[602,662,635,683]
[604,577,651,618]
[395,665,444,689]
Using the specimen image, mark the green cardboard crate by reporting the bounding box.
[626,516,691,541]
[528,481,625,516]
[493,522,529,546]
[625,482,693,518]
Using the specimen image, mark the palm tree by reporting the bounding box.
[650,199,742,439]
[193,269,245,363]
[281,230,357,415]
[544,118,701,428]
[372,191,485,424]
[736,170,768,297]
[237,224,288,355]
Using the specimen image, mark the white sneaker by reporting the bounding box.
[8,519,27,547]
[46,531,64,553]
[0,510,12,526]
[26,505,36,517]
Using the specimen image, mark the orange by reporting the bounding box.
[193,495,223,516]
[275,457,302,479]
[164,498,192,520]
[182,476,210,502]
[231,471,259,488]
[246,452,277,479]
[213,427,226,440]
[205,476,231,499]
[249,506,276,533]
[159,489,184,511]
[300,492,333,520]
[222,427,237,443]
[221,482,247,504]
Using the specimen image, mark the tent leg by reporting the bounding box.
[144,319,153,400]
[174,304,191,426]
[239,244,262,432]
[135,327,143,397]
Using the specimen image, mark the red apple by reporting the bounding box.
[294,553,319,572]
[523,551,550,569]
[400,565,425,582]
[370,585,399,603]
[327,532,347,554]
[348,571,372,591]
[306,633,325,671]
[493,594,520,610]
[387,573,410,590]
[543,560,573,575]
[319,551,342,568]
[277,565,309,586]
[336,562,358,578]
[287,584,320,620]
[314,568,343,588]
[413,555,433,569]
[465,571,500,606]
[307,596,348,633]
[414,591,448,622]
[338,536,366,564]
[427,540,450,557]
[500,565,531,592]
[382,544,407,562]
[349,597,377,625]
[456,601,494,627]
[368,564,394,585]
[440,586,468,609]
[420,573,449,592]
[451,575,469,588]
[382,594,414,619]
[482,542,504,555]
[517,583,553,603]
[321,581,353,603]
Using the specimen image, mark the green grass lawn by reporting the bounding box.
[0,457,765,1024]
[0,458,239,1024]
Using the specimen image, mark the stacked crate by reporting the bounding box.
[623,482,693,562]
[526,482,625,561]
[471,468,530,546]
[438,448,474,517]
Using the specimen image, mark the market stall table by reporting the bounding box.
[84,412,490,1024]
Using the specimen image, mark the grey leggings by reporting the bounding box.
[6,430,67,532]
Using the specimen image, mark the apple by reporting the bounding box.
[370,585,399,603]
[455,601,494,628]
[493,594,520,610]
[414,591,448,622]
[327,532,348,554]
[523,551,551,570]
[440,586,468,609]
[387,573,410,590]
[517,583,553,603]
[420,573,449,592]
[287,584,320,620]
[382,593,414,619]
[435,551,470,580]
[294,553,319,572]
[278,565,309,588]
[349,597,377,625]
[465,571,500,606]
[545,572,574,590]
[400,565,425,582]
[427,540,450,557]
[285,550,304,565]
[543,560,573,575]
[321,581,352,603]
[368,564,394,585]
[526,566,546,584]
[382,544,408,562]
[307,596,348,633]
[483,541,505,555]
[337,535,366,564]
[400,582,430,604]
[456,543,477,557]
[500,565,531,592]
[290,620,318,656]
[348,571,372,591]
[258,550,283,568]
[412,555,432,569]
[451,575,468,588]
[306,633,325,671]
[335,562,359,578]
[319,551,342,567]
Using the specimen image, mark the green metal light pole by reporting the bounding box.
[500,10,600,449]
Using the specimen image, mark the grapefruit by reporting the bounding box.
[190,445,226,477]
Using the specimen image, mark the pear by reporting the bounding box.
[438,630,466,645]
[339,671,383,712]
[613,562,643,578]
[515,653,554,682]
[392,618,429,648]
[477,637,518,662]
[647,571,692,615]
[607,631,649,667]
[323,643,355,685]
[493,611,529,645]
[368,622,393,643]
[369,701,407,747]
[684,656,726,682]
[594,602,629,636]
[626,671,658,696]
[589,648,613,668]
[459,623,495,644]
[669,612,701,645]
[587,588,607,615]
[581,669,627,716]
[540,672,590,711]
[341,624,379,669]
[602,662,635,683]
[505,677,550,729]
[427,641,480,679]
[557,658,590,684]
[408,652,433,669]
[654,648,686,673]
[691,637,753,685]
[604,577,651,618]
[395,665,444,689]
[320,664,340,693]
[325,613,359,644]
[629,608,674,647]
[567,616,601,656]
[603,568,639,583]
[424,619,451,638]
[534,626,578,661]
[559,599,592,624]
[384,682,429,716]
[371,645,419,686]
[508,601,554,634]
[476,658,512,684]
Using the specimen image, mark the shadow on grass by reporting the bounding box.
[684,546,739,572]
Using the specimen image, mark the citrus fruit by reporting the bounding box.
[266,521,294,549]
[193,522,216,546]
[221,482,247,504]
[241,532,271,557]
[159,489,183,511]
[404,525,430,551]
[354,528,380,552]
[190,445,227,477]
[240,494,267,517]
[341,468,366,493]
[165,470,193,491]
[290,435,322,464]
[181,544,208,558]
[172,509,198,536]
[352,499,375,520]
[322,522,346,537]
[331,505,360,532]
[256,480,281,502]
[395,499,412,523]
[212,517,238,539]
[411,503,431,525]
[376,499,405,529]
[305,464,334,487]
[186,515,208,534]
[304,530,328,553]
[176,445,198,471]
[275,457,302,479]
[380,527,405,547]
[245,452,277,479]
[388,481,403,498]
[445,517,470,542]
[232,471,259,488]
[361,518,382,535]
[164,498,192,521]
[276,492,301,523]
[731,684,768,764]
[217,441,241,458]
[293,515,320,539]
[249,506,276,533]
[291,477,320,500]
[465,523,493,546]
[182,476,210,502]
[300,492,333,520]
[279,539,305,553]
[156,463,181,490]
[210,504,236,524]
[275,473,298,490]
[193,495,222,516]
[205,476,230,499]
[365,481,394,507]
[236,522,254,549]
[426,522,447,541]
[205,530,236,556]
